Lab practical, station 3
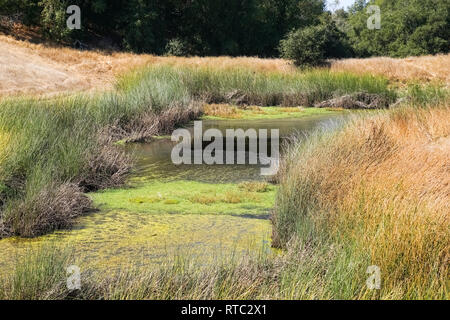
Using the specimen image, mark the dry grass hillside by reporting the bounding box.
[0,34,152,96]
[1,33,449,97]
[331,55,450,85]
[0,34,291,97]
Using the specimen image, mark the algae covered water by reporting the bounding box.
[0,113,343,272]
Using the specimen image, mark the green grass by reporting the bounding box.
[90,180,276,216]
[403,82,449,107]
[118,65,396,107]
[202,106,341,120]
[0,63,395,238]
[0,88,199,237]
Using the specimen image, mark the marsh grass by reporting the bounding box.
[0,61,394,237]
[273,102,450,299]
[0,243,74,300]
[1,99,448,300]
[1,242,274,300]
[117,65,396,107]
[0,238,383,300]
[0,88,200,237]
[403,83,449,107]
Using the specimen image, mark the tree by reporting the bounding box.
[0,0,327,56]
[279,15,352,67]
[39,0,73,42]
[346,0,449,57]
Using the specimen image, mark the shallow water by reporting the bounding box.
[127,115,343,183]
[0,113,343,273]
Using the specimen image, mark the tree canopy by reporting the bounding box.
[345,0,449,57]
[0,0,448,61]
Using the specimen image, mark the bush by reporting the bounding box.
[39,0,73,42]
[165,38,189,57]
[279,17,352,67]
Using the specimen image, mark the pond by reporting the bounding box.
[0,113,345,273]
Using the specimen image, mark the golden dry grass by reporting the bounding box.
[0,34,154,96]
[277,105,450,298]
[203,103,242,118]
[331,55,450,85]
[2,32,448,97]
[0,34,292,97]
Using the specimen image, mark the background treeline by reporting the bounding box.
[0,0,449,60]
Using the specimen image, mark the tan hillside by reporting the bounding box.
[0,34,154,96]
[0,33,449,97]
[331,55,450,85]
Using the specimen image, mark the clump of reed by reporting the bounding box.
[273,101,449,299]
[0,82,200,237]
[117,65,396,107]
[0,243,75,300]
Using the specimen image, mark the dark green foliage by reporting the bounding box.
[0,0,326,56]
[39,0,72,42]
[1,0,448,58]
[279,15,352,67]
[0,0,40,25]
[165,38,189,57]
[346,0,450,57]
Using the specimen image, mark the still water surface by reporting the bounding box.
[0,114,343,272]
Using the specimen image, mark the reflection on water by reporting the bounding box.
[0,113,343,273]
[127,115,344,184]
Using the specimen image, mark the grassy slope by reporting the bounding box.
[2,33,448,97]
